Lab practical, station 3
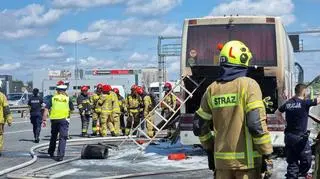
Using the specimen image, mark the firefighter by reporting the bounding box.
[90,83,103,136]
[124,85,143,135]
[98,85,120,137]
[160,82,177,138]
[137,87,155,137]
[0,81,13,157]
[77,85,92,137]
[113,88,126,135]
[42,84,74,161]
[193,40,273,178]
[28,88,44,143]
[275,84,320,179]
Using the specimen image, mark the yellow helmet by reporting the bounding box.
[219,40,253,67]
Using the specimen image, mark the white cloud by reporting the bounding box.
[126,0,182,16]
[209,0,295,25]
[88,18,181,36]
[0,62,21,71]
[35,44,66,59]
[52,0,124,9]
[79,56,116,68]
[0,4,65,40]
[129,52,149,61]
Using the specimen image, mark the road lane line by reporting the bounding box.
[49,168,81,178]
[13,120,30,124]
[4,129,48,134]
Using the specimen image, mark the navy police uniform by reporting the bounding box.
[28,94,43,142]
[279,97,317,178]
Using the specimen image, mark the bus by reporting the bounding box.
[178,16,297,149]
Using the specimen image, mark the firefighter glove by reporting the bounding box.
[206,150,215,171]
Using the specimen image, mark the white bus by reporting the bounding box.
[178,16,297,149]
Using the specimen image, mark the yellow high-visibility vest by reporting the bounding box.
[50,94,69,120]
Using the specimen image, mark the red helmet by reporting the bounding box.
[81,85,89,92]
[57,80,64,86]
[164,82,172,90]
[131,84,138,90]
[113,88,119,94]
[136,87,143,95]
[97,83,103,89]
[102,84,112,93]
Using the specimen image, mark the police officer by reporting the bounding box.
[275,84,320,178]
[193,41,273,178]
[28,88,44,143]
[42,84,74,161]
[0,80,13,157]
[77,85,92,137]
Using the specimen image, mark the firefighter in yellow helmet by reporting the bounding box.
[124,85,143,135]
[0,80,13,157]
[98,85,120,136]
[90,83,103,136]
[193,40,273,178]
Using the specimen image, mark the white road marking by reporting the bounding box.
[4,128,48,134]
[49,168,81,179]
[12,120,30,124]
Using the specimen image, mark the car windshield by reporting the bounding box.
[7,94,23,101]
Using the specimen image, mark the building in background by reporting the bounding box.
[0,75,13,95]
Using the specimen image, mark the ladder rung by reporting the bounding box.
[129,137,145,150]
[154,110,168,122]
[161,101,175,112]
[179,85,192,97]
[186,76,200,87]
[145,118,160,131]
[137,128,152,140]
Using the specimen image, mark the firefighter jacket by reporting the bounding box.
[196,77,273,170]
[161,93,177,112]
[98,92,120,114]
[142,94,153,116]
[125,94,143,113]
[117,95,125,113]
[77,93,92,115]
[0,92,13,124]
[90,92,101,113]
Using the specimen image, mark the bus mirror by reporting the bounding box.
[288,35,300,52]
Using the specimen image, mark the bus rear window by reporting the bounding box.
[186,24,277,67]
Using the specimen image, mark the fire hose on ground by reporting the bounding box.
[0,136,133,177]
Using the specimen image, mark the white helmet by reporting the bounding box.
[56,85,68,91]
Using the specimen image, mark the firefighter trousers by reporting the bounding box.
[145,112,154,137]
[100,112,115,137]
[0,124,4,152]
[92,112,101,135]
[125,112,140,135]
[113,113,120,136]
[215,168,261,179]
[80,114,90,134]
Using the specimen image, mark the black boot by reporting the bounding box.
[35,138,40,143]
[111,131,116,137]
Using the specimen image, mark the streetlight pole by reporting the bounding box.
[74,37,88,94]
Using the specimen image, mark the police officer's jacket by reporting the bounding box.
[28,95,43,116]
[196,77,273,170]
[46,93,74,120]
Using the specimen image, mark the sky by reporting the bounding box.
[0,0,319,82]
